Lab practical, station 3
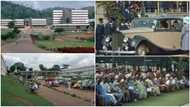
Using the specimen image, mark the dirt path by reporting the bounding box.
[37,86,93,106]
[54,85,94,102]
[1,31,49,53]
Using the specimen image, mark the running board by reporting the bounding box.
[98,50,136,55]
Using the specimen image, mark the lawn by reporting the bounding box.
[36,39,94,49]
[124,89,189,106]
[1,75,53,106]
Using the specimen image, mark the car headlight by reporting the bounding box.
[123,37,128,43]
[105,37,110,42]
[102,45,107,50]
[131,41,136,47]
[125,46,129,50]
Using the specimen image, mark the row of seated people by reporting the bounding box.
[96,69,189,106]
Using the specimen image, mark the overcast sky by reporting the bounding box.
[2,53,95,70]
[7,0,95,10]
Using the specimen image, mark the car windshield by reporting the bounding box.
[131,18,154,28]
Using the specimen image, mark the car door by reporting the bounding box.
[125,18,182,49]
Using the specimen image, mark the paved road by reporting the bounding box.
[1,29,49,53]
[37,86,93,106]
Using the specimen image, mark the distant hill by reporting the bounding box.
[1,1,95,19]
[1,1,43,19]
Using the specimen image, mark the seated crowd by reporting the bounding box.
[96,67,189,106]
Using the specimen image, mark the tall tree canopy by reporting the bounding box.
[10,62,26,72]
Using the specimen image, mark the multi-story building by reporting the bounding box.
[31,19,47,26]
[71,10,89,24]
[1,19,24,27]
[53,10,64,25]
[62,65,95,74]
[53,9,90,31]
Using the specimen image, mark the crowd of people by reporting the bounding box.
[96,67,189,106]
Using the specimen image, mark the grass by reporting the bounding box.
[1,75,54,106]
[36,39,94,49]
[124,89,189,106]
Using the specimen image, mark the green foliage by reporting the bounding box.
[50,65,61,71]
[8,21,15,28]
[36,39,94,49]
[1,28,20,41]
[97,1,125,24]
[9,62,26,73]
[54,28,64,33]
[1,75,53,106]
[13,27,21,34]
[1,1,43,19]
[39,64,47,71]
[31,32,52,41]
[125,89,189,106]
[87,37,94,42]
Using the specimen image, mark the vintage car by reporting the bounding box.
[122,17,186,55]
[100,16,188,55]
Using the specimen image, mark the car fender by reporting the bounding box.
[131,35,177,55]
[131,35,149,48]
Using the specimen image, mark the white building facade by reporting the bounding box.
[71,10,89,24]
[1,19,24,27]
[31,19,47,26]
[53,10,64,25]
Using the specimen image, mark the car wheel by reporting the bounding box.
[136,43,150,55]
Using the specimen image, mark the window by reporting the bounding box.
[155,19,182,32]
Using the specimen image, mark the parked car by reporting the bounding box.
[100,16,188,55]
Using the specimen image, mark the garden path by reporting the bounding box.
[37,85,93,106]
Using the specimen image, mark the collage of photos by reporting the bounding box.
[1,0,190,106]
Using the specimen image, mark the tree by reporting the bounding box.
[61,64,70,69]
[8,21,15,29]
[51,64,61,71]
[97,1,144,24]
[9,62,26,72]
[29,68,33,71]
[97,1,125,24]
[39,64,47,71]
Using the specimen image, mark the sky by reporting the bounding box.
[8,0,95,10]
[2,53,95,70]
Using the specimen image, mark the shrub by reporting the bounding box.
[31,32,52,41]
[37,43,47,49]
[31,32,41,40]
[54,28,64,33]
[42,36,51,40]
[8,21,15,28]
[87,37,94,42]
[1,29,17,40]
[13,27,20,34]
